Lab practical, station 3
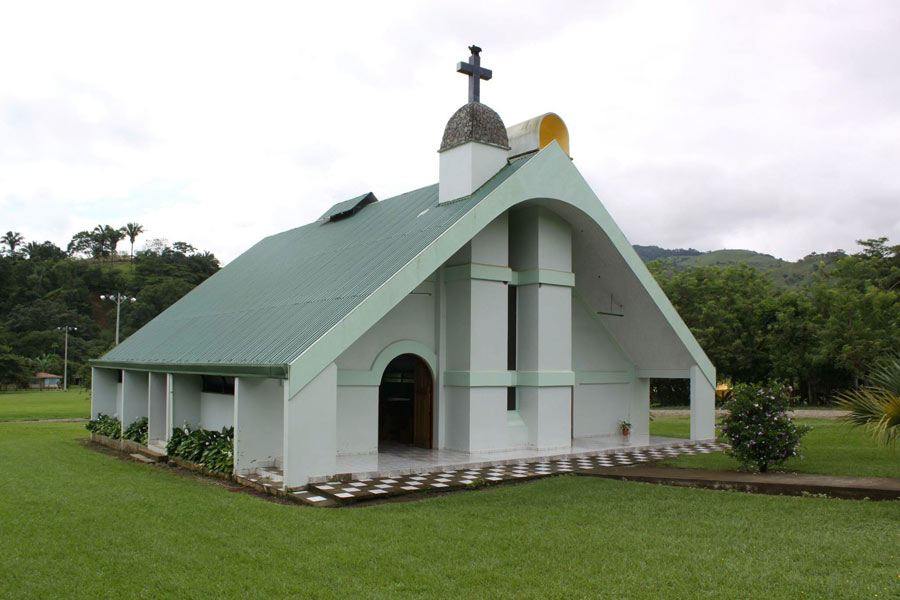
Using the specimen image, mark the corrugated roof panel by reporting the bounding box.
[96,156,532,370]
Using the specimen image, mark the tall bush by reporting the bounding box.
[122,416,148,445]
[719,381,810,472]
[166,425,234,474]
[85,413,121,439]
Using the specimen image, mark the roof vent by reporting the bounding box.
[319,192,378,222]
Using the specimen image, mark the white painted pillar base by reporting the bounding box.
[148,372,167,442]
[91,368,118,420]
[518,386,572,449]
[690,366,716,440]
[630,379,650,437]
[283,363,337,489]
[121,370,149,428]
[235,377,284,475]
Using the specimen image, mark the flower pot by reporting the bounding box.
[621,429,630,436]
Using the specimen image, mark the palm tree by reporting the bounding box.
[107,226,126,260]
[123,222,144,262]
[2,231,24,256]
[91,225,109,260]
[836,354,900,448]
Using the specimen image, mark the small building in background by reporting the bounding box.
[30,372,62,390]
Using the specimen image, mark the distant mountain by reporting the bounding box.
[633,245,846,287]
[632,245,703,261]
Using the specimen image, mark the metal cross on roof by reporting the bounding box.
[456,45,492,103]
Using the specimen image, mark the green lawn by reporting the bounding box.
[0,388,90,421]
[1,422,899,599]
[652,415,900,478]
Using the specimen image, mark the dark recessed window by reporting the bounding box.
[507,387,517,411]
[202,375,235,395]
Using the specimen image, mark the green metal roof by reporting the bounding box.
[93,156,533,375]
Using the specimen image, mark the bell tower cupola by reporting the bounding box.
[438,46,510,204]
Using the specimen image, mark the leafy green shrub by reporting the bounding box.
[719,380,810,472]
[85,413,121,439]
[166,425,234,474]
[122,417,148,444]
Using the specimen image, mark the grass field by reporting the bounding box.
[1,422,899,599]
[0,388,90,421]
[651,415,900,479]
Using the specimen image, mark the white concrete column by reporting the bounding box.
[630,379,651,437]
[690,366,716,440]
[442,215,509,452]
[510,207,573,449]
[234,377,284,475]
[121,370,149,429]
[148,372,167,443]
[91,367,118,420]
[165,373,174,439]
[283,363,337,488]
[171,373,201,430]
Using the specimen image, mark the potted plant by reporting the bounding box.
[618,420,631,437]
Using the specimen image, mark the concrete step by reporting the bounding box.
[133,443,167,463]
[130,453,155,464]
[257,466,284,483]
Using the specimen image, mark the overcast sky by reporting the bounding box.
[2,1,898,263]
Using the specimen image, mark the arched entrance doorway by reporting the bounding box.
[378,354,433,449]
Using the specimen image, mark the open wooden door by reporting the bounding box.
[413,359,433,449]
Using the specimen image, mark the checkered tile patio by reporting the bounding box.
[287,440,729,507]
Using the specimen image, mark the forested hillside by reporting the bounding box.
[644,238,900,403]
[634,245,847,288]
[2,227,897,405]
[0,227,219,388]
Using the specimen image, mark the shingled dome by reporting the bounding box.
[439,102,510,152]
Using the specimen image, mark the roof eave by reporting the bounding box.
[89,359,288,379]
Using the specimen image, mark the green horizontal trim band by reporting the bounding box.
[511,269,575,287]
[635,369,691,379]
[575,370,634,385]
[90,360,288,379]
[516,370,575,387]
[444,370,515,387]
[444,263,513,283]
[336,370,377,386]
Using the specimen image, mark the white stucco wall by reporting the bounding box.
[571,299,632,372]
[438,141,508,204]
[200,392,234,431]
[121,370,148,427]
[283,362,337,488]
[335,282,436,371]
[336,385,377,455]
[234,377,283,474]
[572,383,631,437]
[171,373,201,430]
[91,367,118,419]
[148,372,167,442]
[517,386,571,449]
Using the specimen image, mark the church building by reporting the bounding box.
[91,47,715,489]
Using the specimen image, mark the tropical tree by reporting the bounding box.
[0,345,31,389]
[67,231,96,258]
[2,231,24,256]
[836,355,900,448]
[123,222,144,262]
